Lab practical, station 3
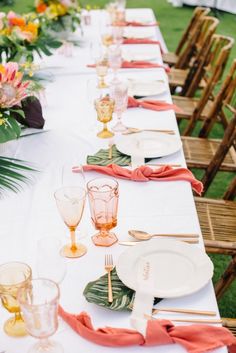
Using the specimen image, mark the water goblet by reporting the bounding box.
[95,57,109,89]
[54,186,87,258]
[36,237,67,284]
[100,27,114,55]
[110,80,128,132]
[108,45,122,83]
[112,26,124,45]
[0,262,32,337]
[87,177,119,247]
[18,278,63,353]
[95,95,115,138]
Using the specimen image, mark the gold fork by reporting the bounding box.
[105,254,114,303]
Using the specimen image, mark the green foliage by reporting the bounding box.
[0,156,35,196]
[0,110,22,143]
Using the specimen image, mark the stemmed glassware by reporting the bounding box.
[95,56,109,89]
[18,278,63,353]
[95,95,115,138]
[0,262,32,337]
[112,26,124,45]
[110,80,128,132]
[108,45,122,83]
[36,237,67,284]
[54,186,87,258]
[87,177,119,247]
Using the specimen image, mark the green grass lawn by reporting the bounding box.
[2,0,236,317]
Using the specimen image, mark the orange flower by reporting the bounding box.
[9,17,26,27]
[36,3,47,13]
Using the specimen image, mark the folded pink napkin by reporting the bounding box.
[128,96,182,113]
[122,38,164,54]
[115,21,159,27]
[122,60,170,72]
[58,307,236,353]
[87,61,170,72]
[74,164,203,195]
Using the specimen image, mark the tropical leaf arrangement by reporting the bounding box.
[0,61,30,143]
[0,11,62,63]
[35,0,81,34]
[83,268,162,311]
[0,157,35,196]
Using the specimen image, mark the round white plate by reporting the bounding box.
[116,239,213,298]
[123,27,153,39]
[122,52,158,62]
[116,131,182,158]
[128,79,166,96]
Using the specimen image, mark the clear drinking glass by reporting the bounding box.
[0,262,32,337]
[87,177,119,247]
[54,186,87,258]
[62,163,85,188]
[36,237,67,284]
[112,26,124,45]
[110,80,128,132]
[108,45,122,83]
[18,278,63,353]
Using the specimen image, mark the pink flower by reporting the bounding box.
[0,62,29,109]
[7,11,17,20]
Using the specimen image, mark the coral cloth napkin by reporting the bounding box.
[58,307,236,353]
[122,38,164,54]
[128,96,182,113]
[122,60,170,72]
[116,21,159,27]
[87,62,170,72]
[73,164,203,195]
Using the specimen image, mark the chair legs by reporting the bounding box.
[214,255,236,300]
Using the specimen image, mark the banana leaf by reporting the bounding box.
[83,268,162,311]
[87,145,131,166]
[0,157,36,196]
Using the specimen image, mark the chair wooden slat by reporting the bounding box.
[163,7,210,67]
[194,177,236,299]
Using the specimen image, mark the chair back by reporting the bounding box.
[223,177,236,200]
[180,17,219,97]
[199,59,236,137]
[175,7,210,69]
[201,112,236,195]
[183,35,234,135]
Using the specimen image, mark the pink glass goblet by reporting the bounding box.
[18,278,62,353]
[108,45,122,83]
[87,177,119,247]
[110,80,128,132]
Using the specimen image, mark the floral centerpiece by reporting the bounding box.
[35,0,81,37]
[0,11,62,62]
[0,62,30,143]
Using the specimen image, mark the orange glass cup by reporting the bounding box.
[87,177,119,247]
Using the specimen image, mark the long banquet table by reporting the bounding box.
[0,8,226,353]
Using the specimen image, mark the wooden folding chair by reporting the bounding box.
[182,112,236,195]
[172,36,234,135]
[163,7,210,68]
[222,317,236,337]
[168,17,219,96]
[195,177,236,299]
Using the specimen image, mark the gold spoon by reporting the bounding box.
[128,230,199,240]
[122,127,175,135]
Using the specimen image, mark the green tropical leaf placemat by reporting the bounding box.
[83,268,162,311]
[87,145,131,167]
[87,145,153,167]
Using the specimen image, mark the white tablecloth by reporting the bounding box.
[0,8,226,353]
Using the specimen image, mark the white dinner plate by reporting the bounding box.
[116,239,213,298]
[116,131,182,158]
[123,27,154,39]
[128,79,166,96]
